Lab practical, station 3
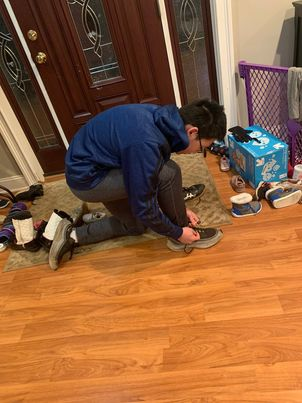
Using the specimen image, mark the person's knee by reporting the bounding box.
[159,160,181,184]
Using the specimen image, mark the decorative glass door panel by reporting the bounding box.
[7,0,175,172]
[67,0,121,84]
[169,0,215,102]
[0,14,59,149]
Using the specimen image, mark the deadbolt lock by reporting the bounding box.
[35,52,47,64]
[27,30,38,41]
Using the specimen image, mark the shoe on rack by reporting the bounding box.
[167,227,223,253]
[82,211,106,224]
[230,193,262,218]
[182,184,205,201]
[48,218,76,270]
[220,156,230,172]
[11,210,41,252]
[0,199,10,209]
[265,186,302,208]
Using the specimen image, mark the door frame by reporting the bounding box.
[1,0,237,184]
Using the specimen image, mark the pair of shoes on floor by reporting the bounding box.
[167,227,223,253]
[182,184,205,201]
[230,193,262,218]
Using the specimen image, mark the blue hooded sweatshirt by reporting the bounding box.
[65,104,189,240]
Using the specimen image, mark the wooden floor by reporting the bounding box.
[1,153,302,402]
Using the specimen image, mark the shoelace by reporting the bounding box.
[184,244,193,254]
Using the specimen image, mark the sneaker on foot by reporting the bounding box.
[82,211,106,224]
[167,227,223,252]
[48,219,76,270]
[182,184,205,201]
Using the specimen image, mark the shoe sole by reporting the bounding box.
[49,220,71,270]
[231,203,262,218]
[270,189,302,208]
[167,230,223,251]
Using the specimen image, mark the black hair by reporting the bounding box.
[179,98,226,141]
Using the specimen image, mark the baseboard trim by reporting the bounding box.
[0,175,29,194]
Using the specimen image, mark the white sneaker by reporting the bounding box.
[220,156,230,172]
[266,187,302,208]
[82,211,106,224]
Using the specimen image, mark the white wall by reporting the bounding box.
[0,134,21,179]
[232,0,295,125]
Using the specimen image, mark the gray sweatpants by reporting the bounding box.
[70,159,188,245]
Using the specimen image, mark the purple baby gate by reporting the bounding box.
[238,60,302,166]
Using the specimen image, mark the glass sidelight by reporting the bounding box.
[67,0,121,84]
[0,14,59,149]
[170,0,212,102]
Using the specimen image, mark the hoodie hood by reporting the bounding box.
[153,105,189,152]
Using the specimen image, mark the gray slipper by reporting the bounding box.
[230,175,246,193]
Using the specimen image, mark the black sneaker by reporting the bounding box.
[48,219,76,270]
[167,227,223,252]
[182,184,205,201]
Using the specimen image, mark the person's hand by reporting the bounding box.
[186,208,200,227]
[178,226,200,244]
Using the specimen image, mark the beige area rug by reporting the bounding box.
[3,154,231,272]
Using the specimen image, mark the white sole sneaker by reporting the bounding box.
[167,229,223,251]
[231,202,262,218]
[266,187,302,208]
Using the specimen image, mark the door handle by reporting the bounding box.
[27,29,38,41]
[35,52,47,64]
